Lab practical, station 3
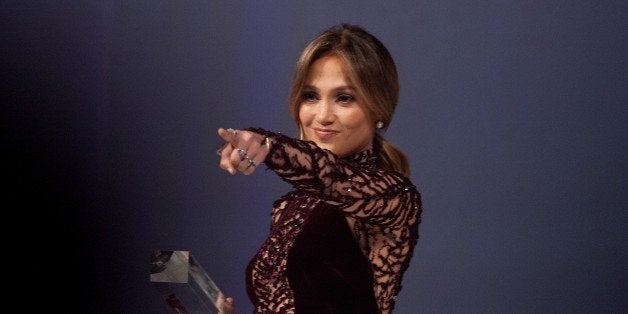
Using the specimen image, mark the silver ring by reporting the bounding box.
[237,148,247,160]
[245,158,256,169]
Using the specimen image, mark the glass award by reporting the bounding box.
[150,250,224,313]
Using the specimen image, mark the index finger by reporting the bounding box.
[217,128,238,143]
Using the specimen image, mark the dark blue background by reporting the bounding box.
[5,1,626,313]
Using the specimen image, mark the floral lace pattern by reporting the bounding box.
[245,129,422,313]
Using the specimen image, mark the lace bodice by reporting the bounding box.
[245,129,422,313]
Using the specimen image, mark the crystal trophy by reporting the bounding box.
[150,250,224,313]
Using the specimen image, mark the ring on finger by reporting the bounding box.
[237,148,247,160]
[245,157,256,169]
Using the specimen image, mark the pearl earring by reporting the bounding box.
[376,121,384,129]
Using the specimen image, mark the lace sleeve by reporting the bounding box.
[246,128,420,226]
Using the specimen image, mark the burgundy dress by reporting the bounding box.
[245,129,422,313]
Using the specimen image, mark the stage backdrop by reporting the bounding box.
[5,1,626,313]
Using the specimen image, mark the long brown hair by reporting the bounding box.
[288,24,411,176]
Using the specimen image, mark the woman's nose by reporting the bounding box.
[315,101,334,125]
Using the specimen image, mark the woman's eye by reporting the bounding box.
[302,92,319,102]
[336,94,354,103]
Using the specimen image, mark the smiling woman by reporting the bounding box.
[215,24,422,313]
[298,55,374,157]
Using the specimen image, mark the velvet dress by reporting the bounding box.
[245,129,422,313]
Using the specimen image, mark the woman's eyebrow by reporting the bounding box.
[303,84,355,93]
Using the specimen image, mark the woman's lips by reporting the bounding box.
[314,128,338,140]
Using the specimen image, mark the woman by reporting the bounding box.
[217,24,422,313]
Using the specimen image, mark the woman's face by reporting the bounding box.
[298,55,374,157]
